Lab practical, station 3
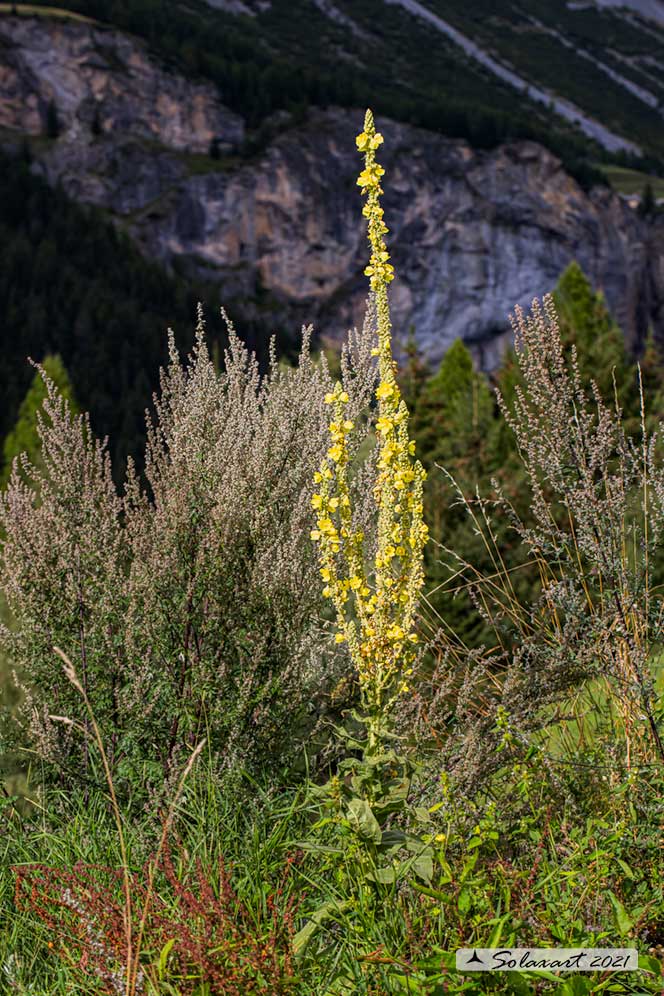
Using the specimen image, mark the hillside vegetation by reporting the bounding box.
[10,0,664,178]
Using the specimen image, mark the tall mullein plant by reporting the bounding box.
[311,110,428,748]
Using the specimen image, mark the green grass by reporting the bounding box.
[0,2,95,21]
[598,164,664,198]
[2,755,663,994]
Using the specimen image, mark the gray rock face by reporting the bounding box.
[1,15,662,368]
[0,15,244,152]
[120,109,664,367]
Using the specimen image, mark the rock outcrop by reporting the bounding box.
[1,13,662,368]
[0,14,244,153]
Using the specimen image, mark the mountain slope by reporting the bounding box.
[2,10,663,367]
[1,4,664,472]
[12,0,664,179]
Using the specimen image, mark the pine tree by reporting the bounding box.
[399,324,430,414]
[2,355,78,487]
[410,339,499,644]
[554,260,639,418]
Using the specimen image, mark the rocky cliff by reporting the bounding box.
[1,12,662,368]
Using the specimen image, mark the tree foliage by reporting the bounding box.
[2,355,77,487]
[0,150,236,479]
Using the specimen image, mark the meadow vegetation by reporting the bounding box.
[0,111,663,995]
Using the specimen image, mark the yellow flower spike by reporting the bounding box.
[311,109,428,723]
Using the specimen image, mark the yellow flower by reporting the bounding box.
[310,108,428,715]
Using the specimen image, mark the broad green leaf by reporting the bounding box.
[366,865,398,884]
[458,887,471,914]
[346,798,382,843]
[607,891,634,935]
[616,858,634,880]
[410,852,434,883]
[293,900,351,959]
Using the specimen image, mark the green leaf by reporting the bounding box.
[638,953,663,975]
[487,912,510,948]
[379,828,407,851]
[549,976,594,994]
[293,900,351,959]
[410,852,434,883]
[411,882,451,901]
[158,938,176,980]
[366,865,398,884]
[346,798,382,844]
[505,974,536,996]
[607,891,634,936]
[616,858,634,880]
[459,850,478,883]
[458,887,471,914]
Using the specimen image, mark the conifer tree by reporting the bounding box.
[2,355,78,487]
[639,328,664,421]
[410,339,499,644]
[554,261,634,395]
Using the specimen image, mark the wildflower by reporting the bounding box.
[376,382,395,400]
[310,109,428,718]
